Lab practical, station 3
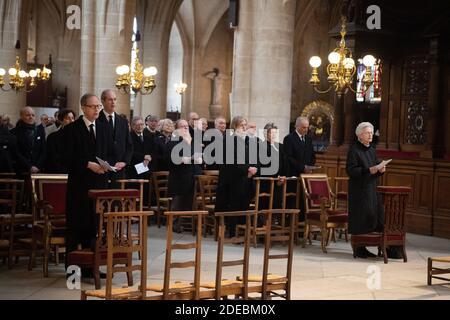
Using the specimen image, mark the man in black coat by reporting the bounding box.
[283,116,316,218]
[283,116,316,177]
[98,89,133,185]
[11,107,46,175]
[128,116,156,178]
[45,109,75,173]
[346,122,387,259]
[63,94,112,267]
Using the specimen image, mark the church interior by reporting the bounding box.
[1,0,450,301]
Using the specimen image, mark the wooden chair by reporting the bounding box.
[0,179,30,268]
[351,186,411,263]
[67,189,140,289]
[300,174,348,253]
[146,211,207,300]
[117,179,149,211]
[236,177,274,248]
[28,174,68,276]
[243,209,298,300]
[200,210,256,299]
[333,176,349,241]
[197,175,218,238]
[81,210,152,300]
[150,172,171,227]
[428,257,450,285]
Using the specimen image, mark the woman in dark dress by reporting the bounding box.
[258,123,286,210]
[346,122,386,258]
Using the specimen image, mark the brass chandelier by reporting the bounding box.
[308,17,376,97]
[0,56,51,93]
[174,82,188,95]
[116,47,158,96]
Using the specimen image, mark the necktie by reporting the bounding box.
[139,134,144,143]
[108,115,114,131]
[89,124,96,141]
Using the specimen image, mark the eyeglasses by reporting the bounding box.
[84,104,103,110]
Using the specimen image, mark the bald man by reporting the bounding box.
[10,107,46,174]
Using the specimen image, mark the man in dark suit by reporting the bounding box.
[63,94,112,274]
[11,107,46,175]
[283,116,316,177]
[283,116,316,218]
[128,116,156,178]
[98,90,133,185]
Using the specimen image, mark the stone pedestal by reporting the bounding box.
[209,104,223,120]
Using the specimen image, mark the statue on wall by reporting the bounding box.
[205,68,229,119]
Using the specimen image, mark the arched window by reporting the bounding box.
[166,22,183,113]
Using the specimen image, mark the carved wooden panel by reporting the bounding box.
[384,172,415,207]
[434,175,450,214]
[405,101,428,145]
[403,56,429,95]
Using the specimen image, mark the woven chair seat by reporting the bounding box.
[146,281,194,292]
[238,273,285,283]
[200,279,242,289]
[84,287,140,299]
[430,256,450,263]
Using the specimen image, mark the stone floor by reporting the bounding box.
[0,227,449,300]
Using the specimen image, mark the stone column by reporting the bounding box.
[0,0,29,124]
[134,0,182,119]
[80,0,135,116]
[231,0,296,139]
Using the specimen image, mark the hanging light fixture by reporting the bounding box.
[0,56,51,93]
[174,82,188,95]
[115,28,158,96]
[308,17,376,97]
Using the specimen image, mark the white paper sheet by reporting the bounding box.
[96,157,117,172]
[135,162,149,175]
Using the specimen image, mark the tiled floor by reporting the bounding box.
[1,227,449,300]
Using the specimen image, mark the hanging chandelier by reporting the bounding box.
[308,17,376,97]
[174,82,188,95]
[115,47,158,96]
[0,56,51,93]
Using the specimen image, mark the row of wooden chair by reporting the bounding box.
[81,208,298,300]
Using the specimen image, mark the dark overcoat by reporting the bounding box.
[63,117,112,239]
[346,141,384,235]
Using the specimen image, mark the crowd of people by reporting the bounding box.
[0,89,397,273]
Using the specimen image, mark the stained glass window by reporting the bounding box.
[356,58,382,103]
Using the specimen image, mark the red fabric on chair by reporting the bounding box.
[42,183,67,215]
[351,233,382,246]
[309,180,330,206]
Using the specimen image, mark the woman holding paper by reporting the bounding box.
[346,122,386,258]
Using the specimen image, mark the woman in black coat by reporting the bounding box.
[215,116,258,236]
[346,122,386,258]
[166,120,197,212]
[258,123,287,210]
